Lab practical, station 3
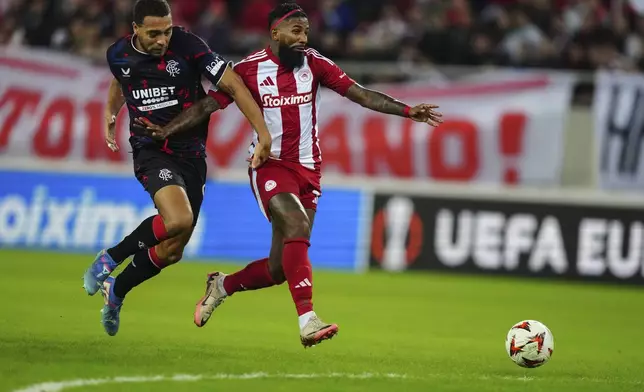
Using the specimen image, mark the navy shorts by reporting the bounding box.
[133,148,207,226]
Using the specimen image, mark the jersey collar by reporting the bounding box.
[131,35,149,56]
[266,46,280,64]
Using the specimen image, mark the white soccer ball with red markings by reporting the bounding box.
[505,320,554,368]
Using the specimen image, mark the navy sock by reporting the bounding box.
[112,248,162,298]
[107,215,168,263]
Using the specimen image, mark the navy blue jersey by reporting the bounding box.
[106,26,231,158]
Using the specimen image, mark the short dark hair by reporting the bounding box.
[133,0,171,25]
[268,2,307,30]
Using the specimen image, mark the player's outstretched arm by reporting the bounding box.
[105,78,125,152]
[216,67,273,169]
[106,78,125,116]
[135,96,221,139]
[344,84,443,127]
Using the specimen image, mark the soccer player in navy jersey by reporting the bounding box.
[137,2,442,347]
[82,0,273,337]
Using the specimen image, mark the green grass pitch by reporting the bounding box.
[1,249,643,391]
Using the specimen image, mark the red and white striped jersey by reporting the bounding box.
[208,46,355,171]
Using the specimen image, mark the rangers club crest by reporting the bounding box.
[166,60,180,77]
[159,168,173,181]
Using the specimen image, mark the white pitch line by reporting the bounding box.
[14,371,644,391]
[13,372,409,392]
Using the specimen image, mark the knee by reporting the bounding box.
[163,211,193,237]
[282,213,311,239]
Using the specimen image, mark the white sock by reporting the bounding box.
[298,311,316,331]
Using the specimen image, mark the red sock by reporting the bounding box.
[148,246,167,269]
[282,238,313,316]
[223,258,276,296]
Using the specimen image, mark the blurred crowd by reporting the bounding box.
[2,0,644,72]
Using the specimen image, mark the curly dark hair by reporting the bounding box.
[268,2,308,30]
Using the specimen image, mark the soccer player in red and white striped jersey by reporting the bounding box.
[207,39,358,174]
[138,2,441,347]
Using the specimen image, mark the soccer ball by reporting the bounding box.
[505,320,554,368]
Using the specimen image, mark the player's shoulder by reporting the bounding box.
[235,49,270,67]
[303,48,341,74]
[167,26,217,62]
[232,48,270,75]
[170,25,194,39]
[168,25,203,47]
[106,34,132,63]
[303,48,337,65]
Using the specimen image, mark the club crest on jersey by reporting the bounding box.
[261,92,313,108]
[265,180,277,191]
[298,70,312,83]
[166,60,180,77]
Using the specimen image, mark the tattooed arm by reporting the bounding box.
[134,96,221,139]
[344,83,443,126]
[344,84,410,117]
[309,48,442,126]
[166,97,220,136]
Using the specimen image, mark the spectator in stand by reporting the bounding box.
[231,0,275,52]
[348,3,409,60]
[500,5,550,66]
[0,0,643,75]
[193,0,232,54]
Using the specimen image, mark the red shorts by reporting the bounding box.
[249,158,321,221]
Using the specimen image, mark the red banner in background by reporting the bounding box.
[0,48,573,185]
